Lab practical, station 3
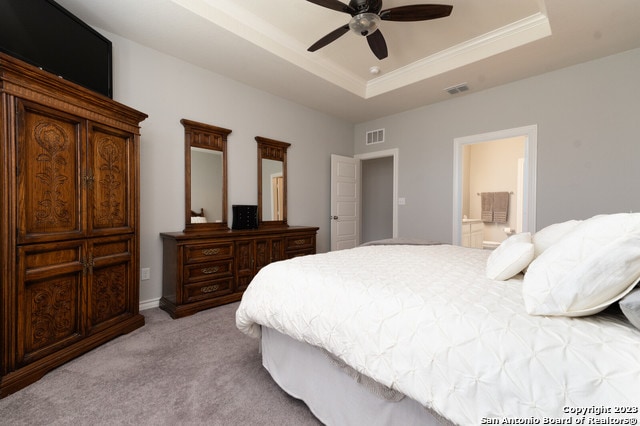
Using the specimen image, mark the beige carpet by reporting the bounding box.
[0,302,322,425]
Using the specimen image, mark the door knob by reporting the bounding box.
[331,216,338,220]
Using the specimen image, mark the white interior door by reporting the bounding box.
[331,154,359,251]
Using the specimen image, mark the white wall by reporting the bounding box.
[354,47,640,243]
[101,30,354,305]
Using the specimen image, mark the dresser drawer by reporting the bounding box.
[285,235,315,251]
[184,278,234,303]
[184,259,233,282]
[183,242,233,264]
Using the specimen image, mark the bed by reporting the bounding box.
[190,208,208,224]
[236,213,640,425]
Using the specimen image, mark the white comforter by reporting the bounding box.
[236,244,640,425]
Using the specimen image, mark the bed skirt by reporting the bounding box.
[261,326,452,426]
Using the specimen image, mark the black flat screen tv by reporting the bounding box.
[0,0,112,98]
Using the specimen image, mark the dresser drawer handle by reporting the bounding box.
[202,267,219,274]
[293,239,306,245]
[202,248,220,256]
[201,285,219,293]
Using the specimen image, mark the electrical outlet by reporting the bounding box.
[140,268,150,281]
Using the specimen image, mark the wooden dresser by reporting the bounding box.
[160,226,318,318]
[0,53,147,397]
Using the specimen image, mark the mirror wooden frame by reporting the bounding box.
[256,136,290,227]
[182,118,231,232]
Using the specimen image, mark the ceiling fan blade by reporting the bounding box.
[379,4,453,22]
[366,30,388,60]
[305,0,356,15]
[308,24,350,52]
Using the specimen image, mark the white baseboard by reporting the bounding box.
[139,297,161,311]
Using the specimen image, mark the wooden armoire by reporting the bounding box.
[0,53,147,397]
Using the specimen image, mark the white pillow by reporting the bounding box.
[619,288,640,330]
[523,213,640,316]
[486,232,534,280]
[532,219,581,258]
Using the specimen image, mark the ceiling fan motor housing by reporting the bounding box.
[349,0,383,14]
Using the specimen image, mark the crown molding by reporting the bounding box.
[366,13,552,98]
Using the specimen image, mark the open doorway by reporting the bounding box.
[452,125,537,247]
[463,137,525,248]
[361,156,393,243]
[356,149,398,245]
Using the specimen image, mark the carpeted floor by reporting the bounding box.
[0,302,322,426]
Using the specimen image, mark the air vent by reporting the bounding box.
[366,128,384,145]
[444,83,469,95]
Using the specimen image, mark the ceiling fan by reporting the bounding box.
[305,0,453,60]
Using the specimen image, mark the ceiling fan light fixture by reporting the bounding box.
[349,13,380,36]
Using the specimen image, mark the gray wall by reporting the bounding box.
[102,30,354,305]
[355,47,640,243]
[361,157,394,243]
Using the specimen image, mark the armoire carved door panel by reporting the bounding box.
[88,235,134,334]
[17,241,85,367]
[87,124,135,236]
[16,100,84,244]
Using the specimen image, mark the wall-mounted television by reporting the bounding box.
[0,0,112,98]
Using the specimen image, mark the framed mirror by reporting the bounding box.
[256,136,290,227]
[182,118,231,232]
